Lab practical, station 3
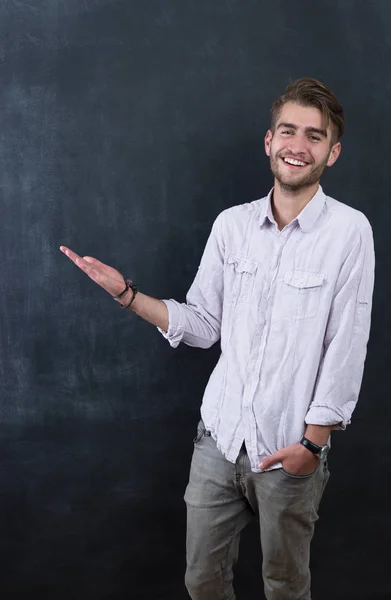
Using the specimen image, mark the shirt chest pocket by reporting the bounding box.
[227,255,258,304]
[282,270,325,320]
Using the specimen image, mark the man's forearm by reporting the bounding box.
[304,424,333,446]
[128,292,169,332]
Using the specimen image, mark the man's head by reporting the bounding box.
[265,78,344,193]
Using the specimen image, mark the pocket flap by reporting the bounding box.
[227,255,257,274]
[284,270,324,289]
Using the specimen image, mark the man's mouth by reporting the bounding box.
[281,157,308,168]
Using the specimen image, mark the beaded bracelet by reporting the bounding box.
[113,279,138,309]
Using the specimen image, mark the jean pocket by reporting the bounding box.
[193,419,211,444]
[281,466,318,479]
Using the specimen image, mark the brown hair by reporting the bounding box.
[270,78,344,142]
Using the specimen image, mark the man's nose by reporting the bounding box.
[287,135,307,155]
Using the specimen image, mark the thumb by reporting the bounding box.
[258,449,285,470]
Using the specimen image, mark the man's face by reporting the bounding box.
[264,102,341,192]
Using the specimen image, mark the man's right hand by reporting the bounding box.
[59,246,127,298]
[60,245,169,332]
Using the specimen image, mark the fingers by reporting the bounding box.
[83,256,124,282]
[65,252,112,290]
[60,246,81,264]
[60,246,92,271]
[83,256,104,266]
[60,246,101,280]
[61,248,106,273]
[258,449,286,470]
[60,245,126,296]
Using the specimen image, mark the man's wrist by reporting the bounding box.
[297,441,318,459]
[120,289,134,308]
[304,424,332,446]
[300,435,330,460]
[126,290,143,313]
[112,280,139,310]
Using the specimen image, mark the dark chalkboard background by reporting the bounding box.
[0,1,390,598]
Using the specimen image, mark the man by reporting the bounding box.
[60,78,375,600]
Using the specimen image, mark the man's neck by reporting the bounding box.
[272,180,320,231]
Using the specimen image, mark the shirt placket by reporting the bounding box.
[243,223,297,468]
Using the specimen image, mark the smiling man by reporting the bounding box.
[269,115,337,189]
[61,78,375,600]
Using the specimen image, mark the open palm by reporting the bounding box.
[60,246,126,297]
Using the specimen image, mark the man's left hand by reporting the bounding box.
[258,443,319,475]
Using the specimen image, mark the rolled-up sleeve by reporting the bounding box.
[305,222,375,429]
[157,299,184,348]
[157,211,226,349]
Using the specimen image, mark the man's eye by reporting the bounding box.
[310,135,321,142]
[282,130,293,135]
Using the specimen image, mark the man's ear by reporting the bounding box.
[327,141,341,167]
[264,130,273,157]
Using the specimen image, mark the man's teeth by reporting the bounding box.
[283,158,306,167]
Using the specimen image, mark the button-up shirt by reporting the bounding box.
[159,185,375,472]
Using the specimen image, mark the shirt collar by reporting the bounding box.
[259,185,327,233]
[259,189,277,228]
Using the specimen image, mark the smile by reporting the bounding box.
[282,157,308,167]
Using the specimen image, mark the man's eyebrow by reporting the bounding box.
[277,122,328,138]
[277,122,297,130]
[305,126,328,138]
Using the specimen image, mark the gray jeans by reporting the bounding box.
[184,421,330,600]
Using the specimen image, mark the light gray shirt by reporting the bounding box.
[159,186,375,472]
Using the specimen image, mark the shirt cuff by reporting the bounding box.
[305,404,348,431]
[157,299,184,348]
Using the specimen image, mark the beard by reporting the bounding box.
[270,151,329,193]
